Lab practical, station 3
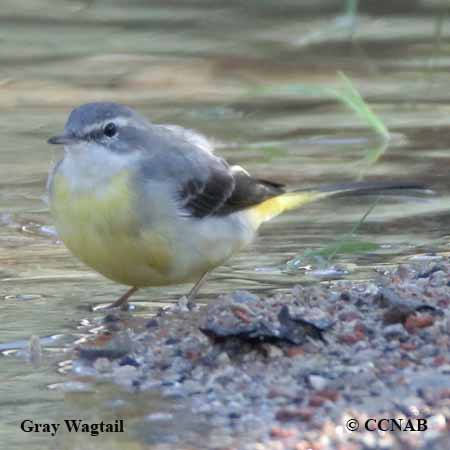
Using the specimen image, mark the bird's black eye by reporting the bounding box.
[104,122,117,138]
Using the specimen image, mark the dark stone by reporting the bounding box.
[200,301,332,346]
[146,319,159,328]
[119,356,140,367]
[378,288,438,325]
[417,265,442,279]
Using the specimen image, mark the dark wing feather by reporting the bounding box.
[179,166,285,218]
[180,166,235,218]
[217,170,285,215]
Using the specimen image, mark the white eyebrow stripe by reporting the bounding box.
[80,116,146,134]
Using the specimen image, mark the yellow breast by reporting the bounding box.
[50,171,174,287]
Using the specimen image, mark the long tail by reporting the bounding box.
[247,181,428,229]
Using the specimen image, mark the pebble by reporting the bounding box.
[261,344,284,359]
[308,375,328,390]
[285,346,305,357]
[383,324,409,339]
[276,407,315,422]
[404,315,435,333]
[270,427,297,439]
[93,357,112,373]
[112,365,138,388]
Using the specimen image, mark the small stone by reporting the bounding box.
[338,311,361,322]
[286,346,305,357]
[308,375,328,390]
[417,265,442,279]
[397,264,410,280]
[113,365,138,388]
[276,407,314,422]
[399,342,417,351]
[404,315,434,333]
[353,322,366,337]
[93,357,112,373]
[383,304,415,325]
[78,331,134,361]
[231,305,253,323]
[182,380,205,395]
[216,352,231,365]
[146,319,158,328]
[383,324,408,339]
[119,356,140,367]
[315,388,340,402]
[438,389,450,399]
[261,344,283,359]
[430,270,447,286]
[184,349,201,361]
[268,387,293,399]
[270,427,297,438]
[309,395,325,407]
[434,356,447,366]
[338,333,363,345]
[295,442,319,450]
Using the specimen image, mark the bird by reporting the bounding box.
[47,102,423,309]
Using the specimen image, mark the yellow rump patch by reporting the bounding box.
[247,191,328,229]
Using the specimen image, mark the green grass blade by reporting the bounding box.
[328,72,390,140]
[326,196,381,261]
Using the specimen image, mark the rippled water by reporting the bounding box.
[1,1,450,449]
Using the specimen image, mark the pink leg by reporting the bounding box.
[108,286,138,310]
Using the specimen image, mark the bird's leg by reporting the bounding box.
[187,272,209,309]
[108,286,138,310]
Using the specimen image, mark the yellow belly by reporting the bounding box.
[50,172,175,287]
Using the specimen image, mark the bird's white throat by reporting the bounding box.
[58,142,139,193]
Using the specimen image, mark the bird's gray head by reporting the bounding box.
[48,102,151,153]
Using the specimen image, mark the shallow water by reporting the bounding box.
[1,1,450,449]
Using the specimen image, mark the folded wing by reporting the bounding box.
[179,163,285,218]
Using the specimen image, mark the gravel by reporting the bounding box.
[71,258,450,450]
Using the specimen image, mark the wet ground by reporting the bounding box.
[1,1,450,449]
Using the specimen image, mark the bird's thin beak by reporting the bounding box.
[47,134,80,145]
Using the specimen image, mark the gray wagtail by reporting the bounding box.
[47,102,423,308]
